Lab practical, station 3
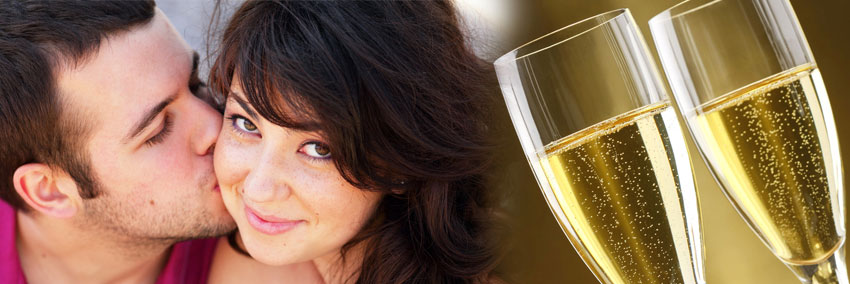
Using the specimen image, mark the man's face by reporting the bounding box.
[56,9,234,241]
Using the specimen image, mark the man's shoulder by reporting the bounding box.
[156,238,219,284]
[0,200,14,219]
[0,200,25,284]
[172,238,219,258]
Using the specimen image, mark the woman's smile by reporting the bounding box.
[243,204,304,235]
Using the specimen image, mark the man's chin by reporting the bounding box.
[193,214,238,238]
[159,211,236,241]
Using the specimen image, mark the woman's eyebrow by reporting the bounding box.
[228,92,323,132]
[229,92,259,121]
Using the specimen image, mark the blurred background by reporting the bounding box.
[159,0,849,283]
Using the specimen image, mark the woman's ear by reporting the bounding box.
[390,180,410,195]
[12,163,80,218]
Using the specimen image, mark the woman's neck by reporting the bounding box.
[208,236,324,284]
[312,242,369,284]
[214,231,369,284]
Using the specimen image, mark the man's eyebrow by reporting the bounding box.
[230,92,259,121]
[125,94,177,143]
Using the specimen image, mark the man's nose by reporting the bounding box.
[189,92,223,156]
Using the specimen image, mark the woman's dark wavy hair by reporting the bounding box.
[209,0,497,283]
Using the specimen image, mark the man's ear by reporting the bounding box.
[12,164,79,218]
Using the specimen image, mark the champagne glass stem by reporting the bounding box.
[784,244,848,284]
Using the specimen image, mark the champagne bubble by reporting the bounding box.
[541,103,695,283]
[694,66,841,264]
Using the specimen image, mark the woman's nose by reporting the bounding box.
[241,157,293,204]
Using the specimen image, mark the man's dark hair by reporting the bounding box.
[0,0,156,210]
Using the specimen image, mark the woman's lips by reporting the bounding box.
[244,205,303,235]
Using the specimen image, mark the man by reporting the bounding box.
[0,1,235,283]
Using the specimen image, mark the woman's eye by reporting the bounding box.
[233,116,259,133]
[301,142,332,159]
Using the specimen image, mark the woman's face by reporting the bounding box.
[214,78,382,266]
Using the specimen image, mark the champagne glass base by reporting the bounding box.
[785,244,848,284]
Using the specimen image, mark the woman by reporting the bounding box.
[206,1,497,283]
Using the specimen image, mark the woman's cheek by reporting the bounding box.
[214,134,250,198]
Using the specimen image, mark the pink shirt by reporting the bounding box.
[0,200,218,284]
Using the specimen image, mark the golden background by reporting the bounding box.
[490,0,850,283]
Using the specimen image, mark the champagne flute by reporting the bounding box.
[495,9,704,284]
[649,0,845,283]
